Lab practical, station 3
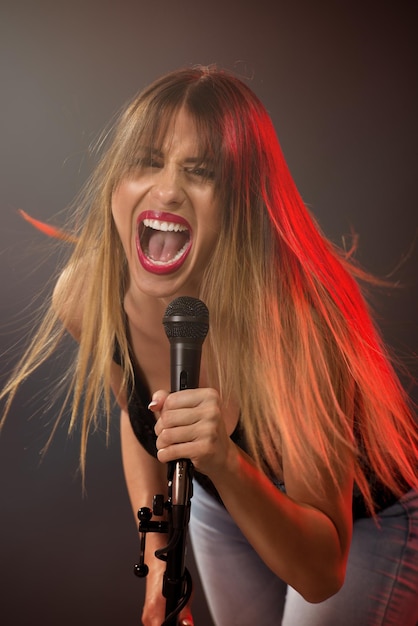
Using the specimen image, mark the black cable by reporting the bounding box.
[161,567,193,626]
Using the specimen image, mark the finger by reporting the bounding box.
[155,406,201,436]
[162,388,210,410]
[157,438,206,465]
[156,421,198,447]
[148,389,170,412]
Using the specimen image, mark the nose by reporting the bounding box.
[149,165,185,206]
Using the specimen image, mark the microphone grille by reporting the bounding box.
[163,296,209,340]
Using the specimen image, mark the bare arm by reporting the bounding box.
[121,409,194,626]
[210,442,353,603]
[153,387,353,604]
[120,408,170,625]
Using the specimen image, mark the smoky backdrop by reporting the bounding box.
[0,1,416,625]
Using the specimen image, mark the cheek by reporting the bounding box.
[204,203,221,241]
[111,177,147,232]
[111,194,131,257]
[110,195,122,236]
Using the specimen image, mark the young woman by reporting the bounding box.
[1,66,417,626]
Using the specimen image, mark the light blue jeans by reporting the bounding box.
[189,481,418,625]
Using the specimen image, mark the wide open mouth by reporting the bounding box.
[135,211,192,275]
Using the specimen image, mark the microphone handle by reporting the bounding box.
[169,337,201,510]
[169,339,202,392]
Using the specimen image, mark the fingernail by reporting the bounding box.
[148,400,158,409]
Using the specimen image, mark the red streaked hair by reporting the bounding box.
[1,66,416,506]
[19,210,78,243]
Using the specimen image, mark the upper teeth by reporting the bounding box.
[143,218,188,232]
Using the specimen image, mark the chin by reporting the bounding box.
[134,268,199,301]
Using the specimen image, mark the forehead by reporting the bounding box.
[114,102,220,182]
[154,108,202,156]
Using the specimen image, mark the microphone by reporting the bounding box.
[163,296,209,520]
[163,296,209,393]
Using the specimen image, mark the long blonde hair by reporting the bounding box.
[1,66,417,508]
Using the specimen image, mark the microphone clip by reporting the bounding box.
[133,495,169,578]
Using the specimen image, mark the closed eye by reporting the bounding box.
[184,164,215,181]
[143,156,163,169]
[131,148,164,170]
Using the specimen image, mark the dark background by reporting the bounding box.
[0,1,417,625]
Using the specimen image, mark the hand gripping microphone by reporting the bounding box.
[163,296,209,521]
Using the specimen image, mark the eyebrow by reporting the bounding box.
[183,157,211,164]
[137,147,212,163]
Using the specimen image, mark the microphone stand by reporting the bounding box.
[134,459,193,626]
[160,459,194,624]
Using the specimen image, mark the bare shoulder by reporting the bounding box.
[52,256,92,341]
[53,256,129,413]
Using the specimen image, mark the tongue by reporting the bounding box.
[147,230,189,262]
